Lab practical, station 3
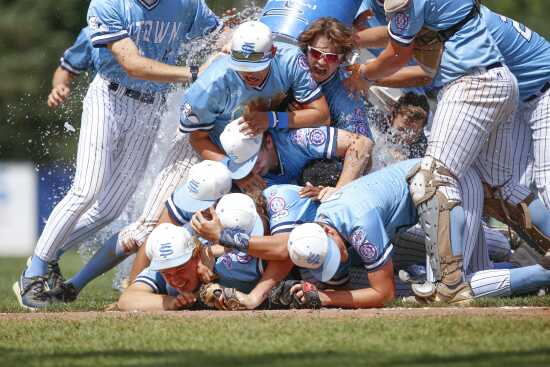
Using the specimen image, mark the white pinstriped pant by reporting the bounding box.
[514,89,550,209]
[35,76,165,261]
[425,66,531,205]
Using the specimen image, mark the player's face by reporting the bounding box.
[252,135,278,176]
[161,257,201,294]
[391,113,424,145]
[238,67,271,88]
[307,35,343,83]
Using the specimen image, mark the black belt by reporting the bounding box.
[486,62,503,71]
[524,81,550,102]
[108,82,156,104]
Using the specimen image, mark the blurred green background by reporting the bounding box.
[0,0,547,164]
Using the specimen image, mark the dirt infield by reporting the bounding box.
[2,307,550,321]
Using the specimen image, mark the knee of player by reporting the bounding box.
[66,185,101,207]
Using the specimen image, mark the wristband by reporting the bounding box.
[276,112,289,129]
[219,228,250,253]
[267,111,278,128]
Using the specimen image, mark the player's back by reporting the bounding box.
[481,6,550,100]
[317,159,419,240]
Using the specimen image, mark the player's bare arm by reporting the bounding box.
[238,95,331,136]
[47,67,76,108]
[190,130,227,162]
[374,65,433,88]
[353,25,390,49]
[108,37,192,83]
[335,130,374,188]
[118,282,196,311]
[294,260,396,308]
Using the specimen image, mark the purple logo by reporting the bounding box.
[237,253,253,264]
[269,197,286,213]
[290,129,307,146]
[394,12,409,30]
[351,229,365,246]
[298,54,310,71]
[358,242,378,262]
[221,255,232,270]
[308,129,326,146]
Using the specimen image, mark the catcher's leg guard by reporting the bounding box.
[483,183,550,256]
[407,161,473,303]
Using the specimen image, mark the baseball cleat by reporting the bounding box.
[47,260,66,291]
[411,281,437,298]
[13,272,52,310]
[409,282,474,305]
[47,282,79,303]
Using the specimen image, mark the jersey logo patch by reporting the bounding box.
[308,129,326,146]
[298,54,310,71]
[290,129,307,146]
[236,253,253,264]
[394,12,409,30]
[358,242,378,262]
[269,196,288,219]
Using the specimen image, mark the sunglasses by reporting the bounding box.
[307,46,343,64]
[231,50,271,62]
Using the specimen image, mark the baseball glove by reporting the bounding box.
[198,283,247,311]
[269,280,322,309]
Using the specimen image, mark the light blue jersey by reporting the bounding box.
[481,6,550,101]
[179,42,322,147]
[263,184,350,284]
[316,159,419,272]
[263,184,319,234]
[387,0,502,87]
[60,27,100,75]
[136,252,263,295]
[87,0,220,93]
[264,126,338,186]
[321,69,373,138]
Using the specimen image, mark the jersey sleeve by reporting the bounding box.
[263,186,299,234]
[87,0,129,47]
[387,3,425,46]
[293,127,338,160]
[349,209,394,272]
[287,50,322,104]
[179,77,226,133]
[186,0,221,41]
[60,27,94,74]
[134,267,168,294]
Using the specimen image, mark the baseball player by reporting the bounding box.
[352,2,550,262]
[15,0,222,309]
[345,0,531,302]
[285,160,550,308]
[180,21,330,179]
[47,27,100,108]
[118,193,268,311]
[220,119,373,189]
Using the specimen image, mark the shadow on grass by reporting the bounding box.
[2,347,550,367]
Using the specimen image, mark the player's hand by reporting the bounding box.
[235,172,266,194]
[171,292,197,310]
[219,289,253,309]
[343,64,370,98]
[290,282,328,306]
[47,84,71,108]
[352,9,373,32]
[191,207,223,242]
[239,111,269,136]
[318,186,338,202]
[299,182,324,200]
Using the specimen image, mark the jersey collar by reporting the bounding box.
[137,0,160,11]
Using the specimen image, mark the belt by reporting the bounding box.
[108,82,156,104]
[524,81,550,102]
[485,62,503,71]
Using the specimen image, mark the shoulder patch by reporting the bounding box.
[269,196,288,219]
[351,228,378,263]
[308,128,327,146]
[290,129,307,146]
[298,54,310,71]
[393,12,409,30]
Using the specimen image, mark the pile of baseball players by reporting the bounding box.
[15,0,550,311]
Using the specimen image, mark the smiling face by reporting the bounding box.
[160,257,201,294]
[238,67,271,88]
[306,35,343,83]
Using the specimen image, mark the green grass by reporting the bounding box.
[1,315,550,367]
[2,255,550,366]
